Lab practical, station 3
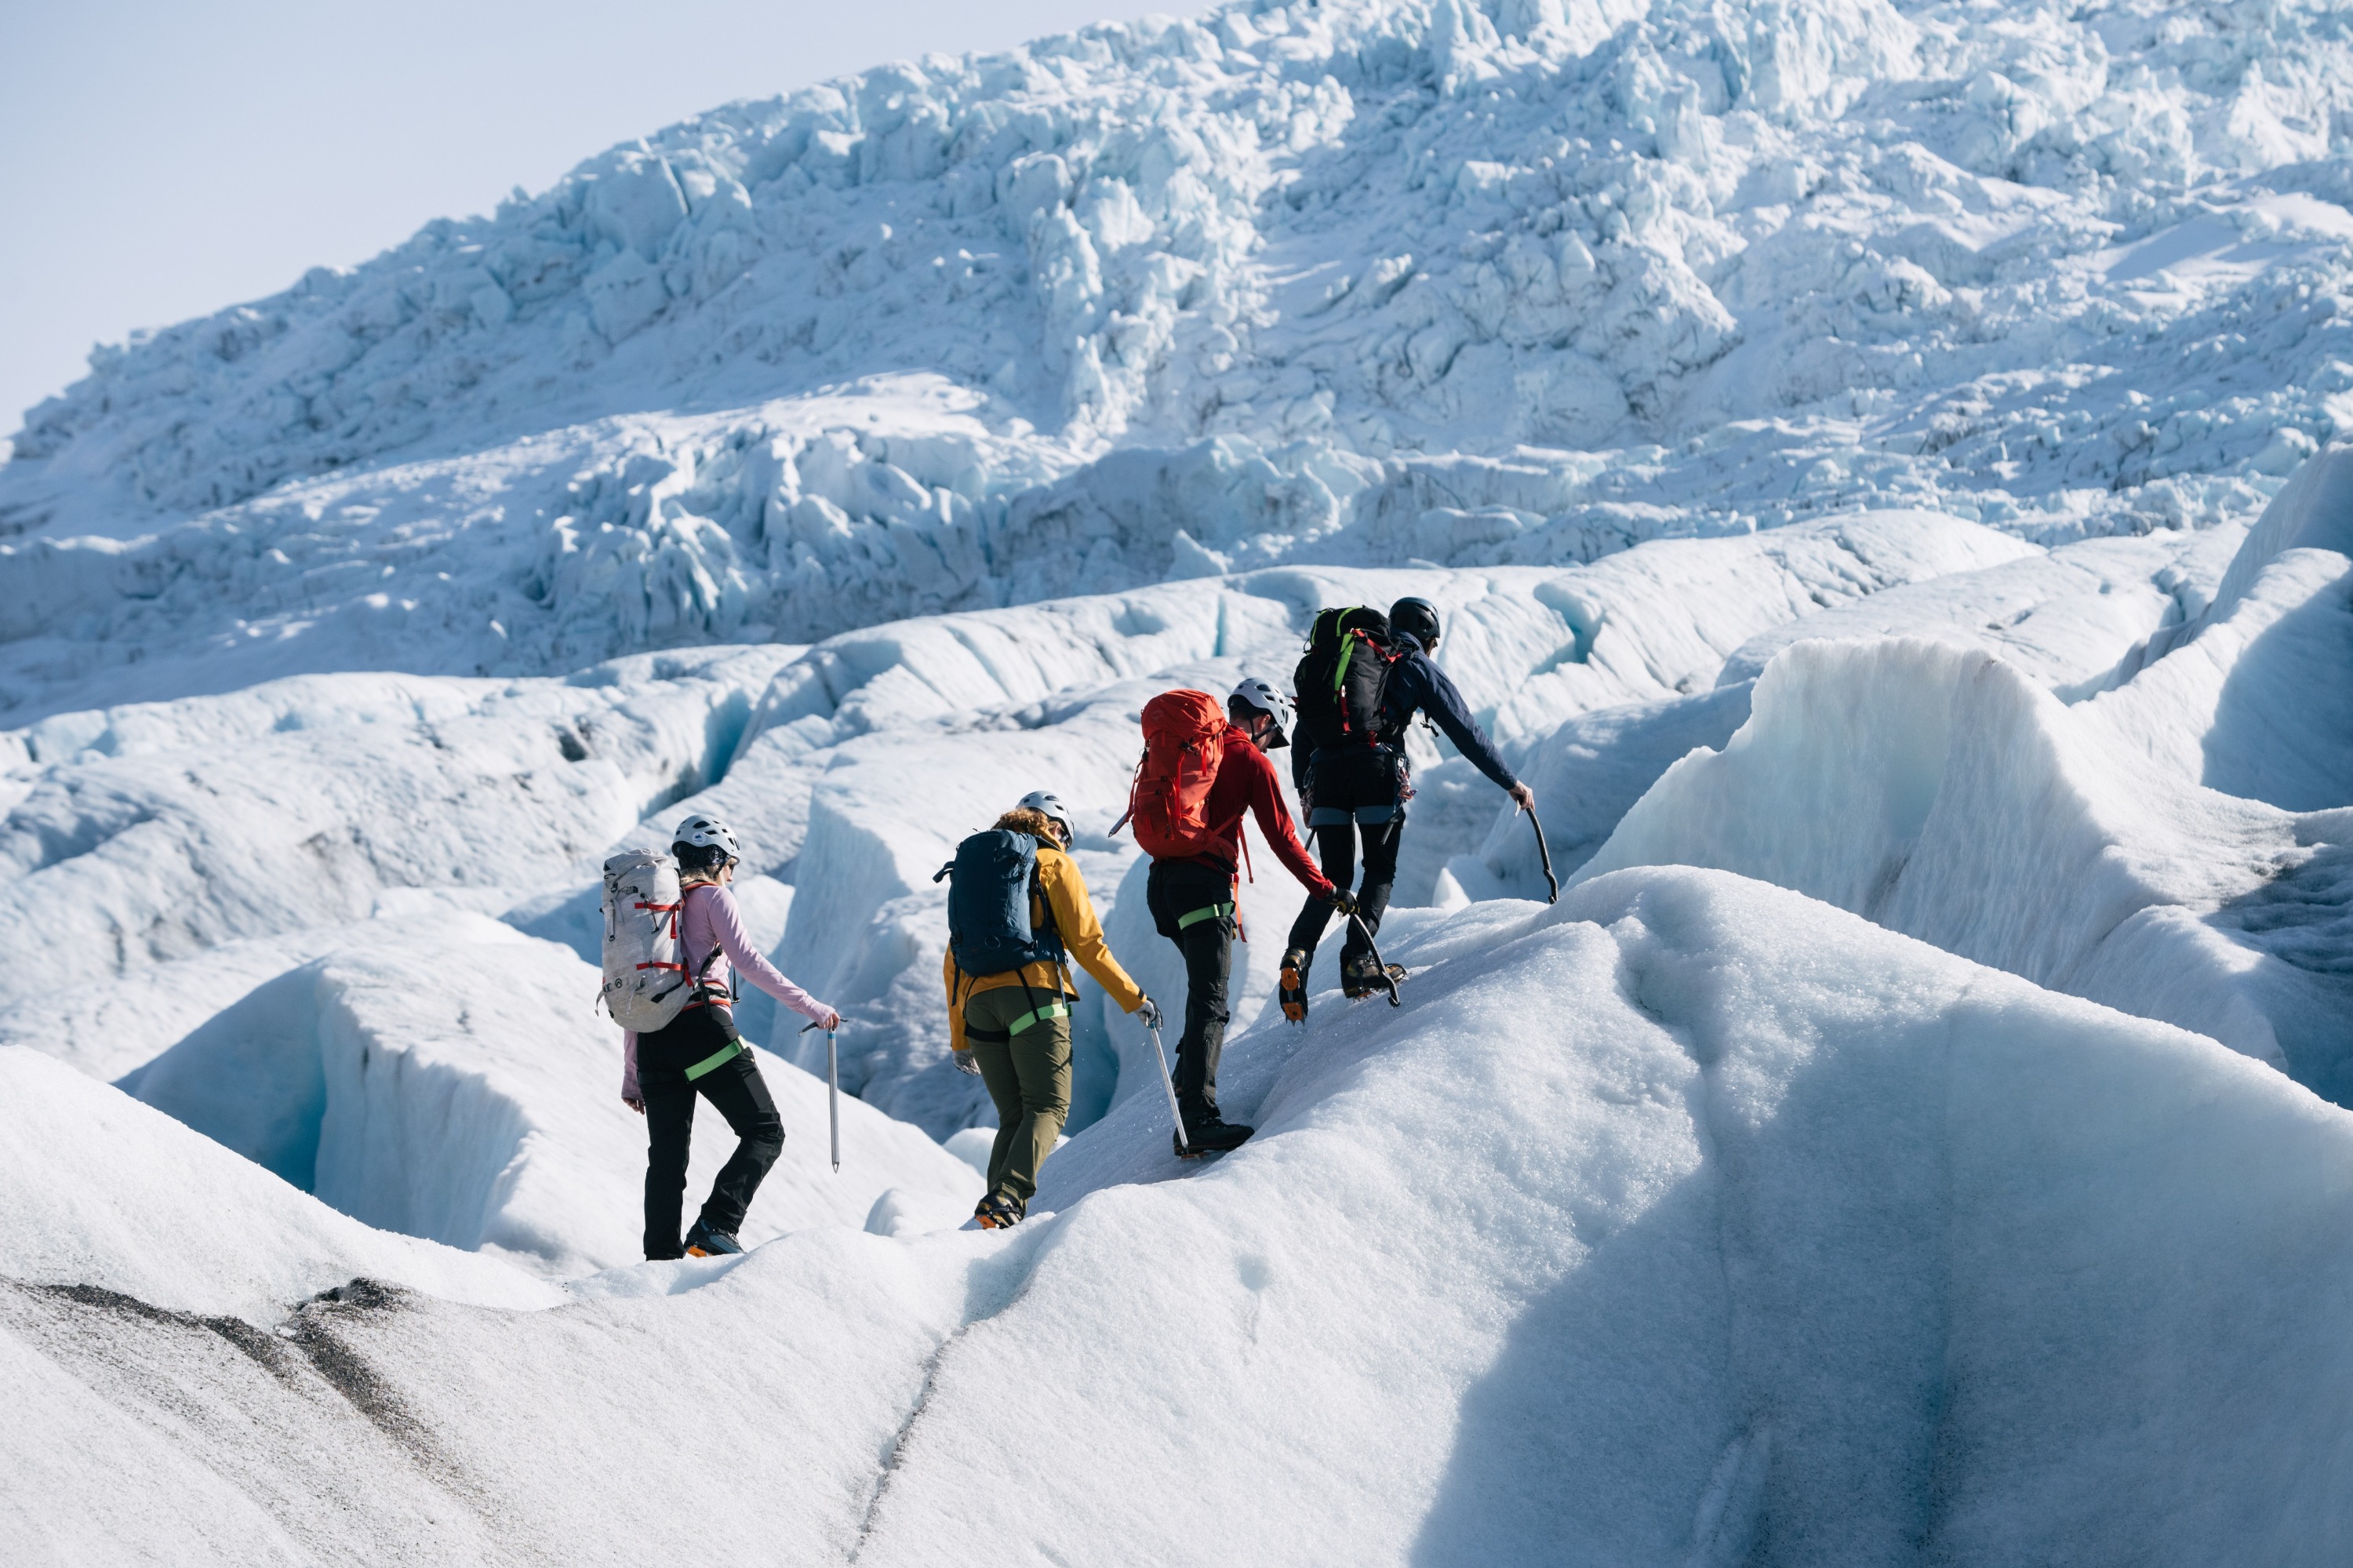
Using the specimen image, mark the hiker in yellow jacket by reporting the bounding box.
[943,791,1157,1229]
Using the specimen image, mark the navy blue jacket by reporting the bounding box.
[1381,635,1522,791]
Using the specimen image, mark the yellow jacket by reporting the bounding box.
[944,842,1144,1050]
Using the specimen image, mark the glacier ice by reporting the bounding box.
[6,0,2353,722]
[10,871,2353,1563]
[2,0,2352,1555]
[118,915,980,1277]
[1575,497,2353,1094]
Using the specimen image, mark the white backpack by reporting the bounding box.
[598,850,721,1031]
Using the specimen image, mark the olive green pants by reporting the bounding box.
[964,985,1073,1208]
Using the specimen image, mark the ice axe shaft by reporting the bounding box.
[803,1020,843,1173]
[1527,805,1560,904]
[1147,1021,1191,1152]
[1347,909,1401,1007]
[827,1028,841,1173]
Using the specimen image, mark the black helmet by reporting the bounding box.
[1389,596,1442,649]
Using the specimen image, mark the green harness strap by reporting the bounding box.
[682,1039,744,1081]
[1009,1000,1071,1036]
[1177,901,1235,930]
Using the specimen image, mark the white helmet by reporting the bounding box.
[1017,790,1076,844]
[1229,677,1296,750]
[672,813,743,863]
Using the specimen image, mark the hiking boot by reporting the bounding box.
[1340,953,1405,999]
[1278,948,1310,1024]
[1176,1116,1254,1158]
[973,1193,1025,1230]
[683,1220,743,1257]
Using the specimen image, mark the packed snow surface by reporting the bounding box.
[5,0,2353,1559]
[10,871,2353,1564]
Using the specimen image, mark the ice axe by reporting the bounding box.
[802,1021,844,1173]
[1526,804,1560,904]
[1147,1020,1192,1156]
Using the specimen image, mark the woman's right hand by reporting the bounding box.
[624,1094,646,1115]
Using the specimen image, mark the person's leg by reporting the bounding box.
[640,1071,696,1260]
[1171,916,1234,1123]
[693,1050,785,1237]
[1285,817,1357,959]
[962,991,1027,1196]
[1357,812,1405,934]
[995,1013,1073,1207]
[1338,750,1406,971]
[1149,861,1235,1126]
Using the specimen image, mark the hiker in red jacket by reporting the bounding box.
[1135,678,1353,1153]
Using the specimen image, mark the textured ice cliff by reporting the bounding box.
[5,0,2353,719]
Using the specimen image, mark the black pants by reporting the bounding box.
[1287,745,1406,968]
[639,1010,784,1259]
[1147,859,1236,1124]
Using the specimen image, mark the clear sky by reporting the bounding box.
[0,0,1211,446]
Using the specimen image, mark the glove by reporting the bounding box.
[952,1048,981,1077]
[1138,996,1163,1030]
[1329,887,1359,918]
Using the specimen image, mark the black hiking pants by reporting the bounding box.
[638,1007,784,1259]
[1147,859,1236,1125]
[1287,744,1406,970]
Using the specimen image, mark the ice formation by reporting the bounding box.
[4,0,2352,1559]
[5,0,2353,721]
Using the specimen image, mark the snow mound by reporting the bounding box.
[0,649,788,1024]
[1715,526,2242,700]
[1577,549,2353,1093]
[1452,515,2222,902]
[5,0,2349,716]
[120,915,980,1278]
[0,1046,558,1325]
[13,867,2353,1563]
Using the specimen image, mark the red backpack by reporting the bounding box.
[1124,689,1235,860]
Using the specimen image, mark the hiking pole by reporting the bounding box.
[1147,1021,1191,1155]
[1527,805,1560,904]
[802,1021,843,1173]
[1347,910,1402,1007]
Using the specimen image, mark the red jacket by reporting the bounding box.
[1173,737,1335,897]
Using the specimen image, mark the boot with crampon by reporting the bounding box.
[1341,952,1406,1000]
[684,1220,743,1257]
[1278,948,1311,1024]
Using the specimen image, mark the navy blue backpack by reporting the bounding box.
[935,830,1064,977]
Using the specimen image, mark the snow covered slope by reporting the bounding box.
[11,869,2353,1564]
[118,916,981,1278]
[0,1048,558,1324]
[5,0,2351,720]
[5,2,2351,1551]
[1573,473,2353,1099]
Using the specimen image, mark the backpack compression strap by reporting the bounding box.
[632,897,688,977]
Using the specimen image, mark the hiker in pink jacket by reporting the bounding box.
[626,813,838,1260]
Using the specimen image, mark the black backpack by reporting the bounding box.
[1293,606,1401,751]
[934,831,1065,978]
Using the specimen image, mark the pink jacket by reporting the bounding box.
[622,882,833,1100]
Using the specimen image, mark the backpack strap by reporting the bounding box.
[677,882,733,1010]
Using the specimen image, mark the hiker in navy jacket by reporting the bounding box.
[1280,597,1533,1014]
